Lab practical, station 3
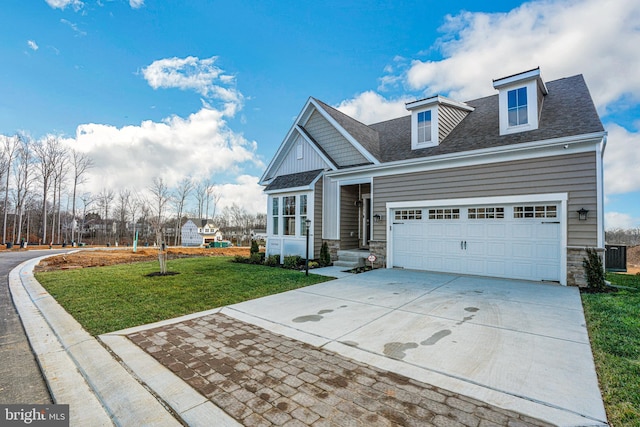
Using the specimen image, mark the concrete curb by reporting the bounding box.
[9,255,181,426]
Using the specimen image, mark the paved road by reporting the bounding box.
[0,249,71,404]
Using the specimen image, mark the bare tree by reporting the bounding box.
[33,135,65,243]
[97,188,115,244]
[50,147,69,244]
[78,193,95,244]
[114,189,132,244]
[172,177,193,245]
[207,185,222,219]
[1,134,19,243]
[194,179,210,219]
[149,177,172,273]
[70,149,93,244]
[12,135,34,244]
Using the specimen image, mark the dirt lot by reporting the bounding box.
[30,247,250,272]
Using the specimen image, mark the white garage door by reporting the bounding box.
[391,204,561,282]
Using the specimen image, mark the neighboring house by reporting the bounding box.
[259,68,606,287]
[181,219,223,246]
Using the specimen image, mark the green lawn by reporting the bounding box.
[582,273,640,426]
[35,256,331,336]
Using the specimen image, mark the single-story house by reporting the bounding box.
[181,219,223,247]
[259,68,606,286]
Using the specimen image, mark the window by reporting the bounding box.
[283,196,296,235]
[507,87,528,126]
[300,195,309,234]
[272,197,279,235]
[428,208,460,220]
[468,207,504,219]
[514,205,557,219]
[417,110,432,143]
[394,209,423,220]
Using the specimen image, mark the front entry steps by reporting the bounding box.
[334,249,370,269]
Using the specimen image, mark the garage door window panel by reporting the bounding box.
[428,208,460,220]
[514,205,557,219]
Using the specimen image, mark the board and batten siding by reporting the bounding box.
[304,111,369,167]
[372,152,597,247]
[273,133,330,177]
[438,105,469,143]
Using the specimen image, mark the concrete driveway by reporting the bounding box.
[224,268,607,426]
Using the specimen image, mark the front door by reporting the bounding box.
[362,194,371,247]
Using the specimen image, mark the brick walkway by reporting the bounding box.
[128,313,553,427]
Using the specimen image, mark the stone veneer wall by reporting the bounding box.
[368,240,387,269]
[322,240,341,264]
[567,247,604,288]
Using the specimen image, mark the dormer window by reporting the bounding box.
[417,110,432,143]
[507,87,528,127]
[406,95,474,151]
[494,67,547,136]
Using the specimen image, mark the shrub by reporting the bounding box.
[264,255,280,267]
[250,240,260,255]
[308,261,319,269]
[319,242,331,267]
[249,252,264,264]
[583,247,606,292]
[232,255,248,264]
[283,255,302,269]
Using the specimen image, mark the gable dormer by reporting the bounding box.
[493,67,548,136]
[405,95,474,151]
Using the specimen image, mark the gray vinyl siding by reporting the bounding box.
[340,185,360,249]
[304,111,369,167]
[313,178,323,256]
[274,134,330,177]
[438,105,469,143]
[373,152,597,247]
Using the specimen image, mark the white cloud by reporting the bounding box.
[604,123,640,194]
[605,211,638,230]
[27,40,39,51]
[129,0,144,9]
[63,106,263,201]
[335,91,409,124]
[142,56,242,111]
[212,175,267,215]
[61,19,87,37]
[45,0,83,11]
[399,0,640,113]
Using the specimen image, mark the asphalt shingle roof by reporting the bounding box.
[317,75,604,164]
[264,169,324,192]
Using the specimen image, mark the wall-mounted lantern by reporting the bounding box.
[577,208,589,221]
[373,214,382,223]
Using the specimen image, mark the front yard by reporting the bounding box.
[35,256,330,336]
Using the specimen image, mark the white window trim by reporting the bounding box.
[498,80,540,135]
[411,105,439,150]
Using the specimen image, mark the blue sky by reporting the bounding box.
[1,0,639,228]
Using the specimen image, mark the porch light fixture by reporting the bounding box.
[577,208,589,221]
[373,214,382,223]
